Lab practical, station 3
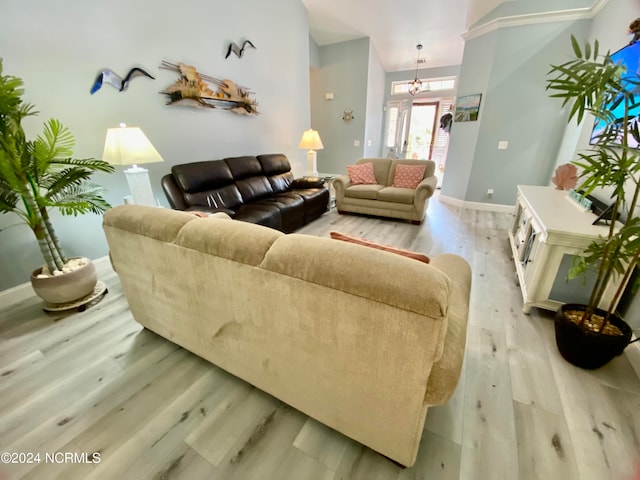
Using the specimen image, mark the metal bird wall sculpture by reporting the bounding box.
[90,67,155,94]
[225,40,256,59]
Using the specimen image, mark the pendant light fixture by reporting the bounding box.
[408,44,423,96]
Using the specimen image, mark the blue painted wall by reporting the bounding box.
[0,0,311,291]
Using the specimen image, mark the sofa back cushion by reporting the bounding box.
[175,212,283,266]
[258,153,290,175]
[235,176,275,202]
[224,155,263,178]
[224,155,274,202]
[183,184,244,210]
[356,158,391,185]
[172,160,234,192]
[260,233,450,319]
[171,160,244,209]
[258,154,294,193]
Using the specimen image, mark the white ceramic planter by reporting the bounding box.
[30,257,97,305]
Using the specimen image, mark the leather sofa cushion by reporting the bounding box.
[345,184,385,200]
[183,184,244,210]
[267,172,294,193]
[172,160,234,193]
[252,194,305,233]
[236,176,274,202]
[292,177,326,189]
[258,153,291,175]
[234,203,282,230]
[225,156,262,179]
[292,188,330,218]
[376,187,415,205]
[255,194,305,217]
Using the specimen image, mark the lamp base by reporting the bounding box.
[124,165,155,206]
[306,150,318,177]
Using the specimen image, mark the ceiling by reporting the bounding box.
[301,0,474,72]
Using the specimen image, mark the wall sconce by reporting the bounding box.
[102,123,164,206]
[298,129,324,176]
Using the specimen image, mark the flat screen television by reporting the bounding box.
[589,40,640,147]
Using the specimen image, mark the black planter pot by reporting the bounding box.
[554,303,633,369]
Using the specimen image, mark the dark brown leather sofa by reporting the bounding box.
[161,153,329,232]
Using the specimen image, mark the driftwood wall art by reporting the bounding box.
[159,61,258,115]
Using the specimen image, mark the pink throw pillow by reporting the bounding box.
[392,164,426,189]
[347,162,377,185]
[330,231,430,264]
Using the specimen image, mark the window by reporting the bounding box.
[385,106,399,148]
[391,77,456,95]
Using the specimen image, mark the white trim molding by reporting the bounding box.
[439,194,514,213]
[0,255,112,310]
[463,0,611,41]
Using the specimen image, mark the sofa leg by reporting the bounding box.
[410,220,422,225]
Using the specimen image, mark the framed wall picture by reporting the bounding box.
[454,94,482,122]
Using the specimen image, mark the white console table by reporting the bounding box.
[508,185,623,314]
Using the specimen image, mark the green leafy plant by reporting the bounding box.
[0,59,114,274]
[546,35,640,332]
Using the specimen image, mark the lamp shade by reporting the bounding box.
[102,126,164,166]
[298,129,324,150]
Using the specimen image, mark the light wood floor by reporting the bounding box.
[2,195,640,480]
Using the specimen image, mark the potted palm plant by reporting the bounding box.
[545,35,640,369]
[0,59,114,305]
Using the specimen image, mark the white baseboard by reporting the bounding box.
[0,256,111,310]
[439,194,513,213]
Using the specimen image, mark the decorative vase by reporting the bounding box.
[554,303,633,369]
[30,257,97,305]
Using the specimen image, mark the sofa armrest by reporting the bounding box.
[332,175,351,206]
[292,177,326,189]
[423,254,471,406]
[161,174,188,210]
[415,175,437,202]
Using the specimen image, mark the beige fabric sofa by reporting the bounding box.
[334,158,438,223]
[102,205,471,467]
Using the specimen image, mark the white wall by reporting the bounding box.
[0,0,311,291]
[364,44,386,158]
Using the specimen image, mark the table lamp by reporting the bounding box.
[299,129,324,176]
[102,123,164,206]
